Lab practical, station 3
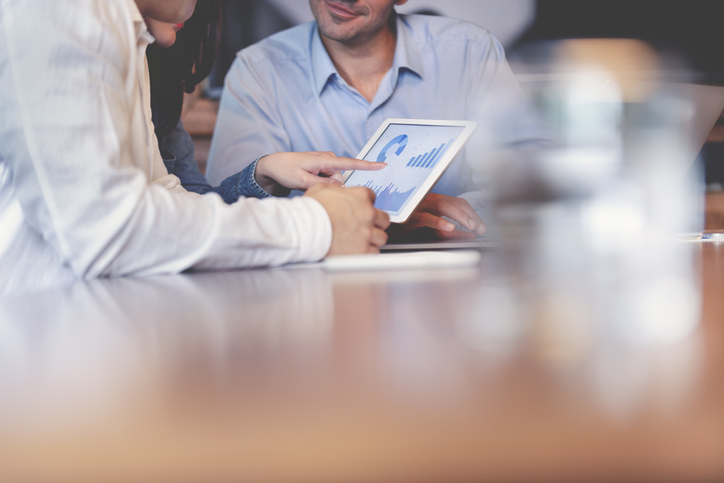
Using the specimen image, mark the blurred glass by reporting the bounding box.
[478,39,702,350]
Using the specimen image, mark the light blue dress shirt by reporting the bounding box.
[207,13,525,197]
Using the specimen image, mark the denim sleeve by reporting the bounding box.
[158,121,283,203]
[158,121,214,195]
[215,156,291,202]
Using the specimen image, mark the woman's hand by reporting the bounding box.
[305,185,390,255]
[254,151,386,195]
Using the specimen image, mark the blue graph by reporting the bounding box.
[363,180,415,212]
[377,134,408,163]
[404,139,453,169]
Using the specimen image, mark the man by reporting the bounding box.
[0,0,388,293]
[207,0,525,239]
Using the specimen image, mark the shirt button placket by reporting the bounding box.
[366,109,384,139]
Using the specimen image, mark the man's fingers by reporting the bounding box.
[430,196,484,233]
[406,212,455,232]
[436,229,477,240]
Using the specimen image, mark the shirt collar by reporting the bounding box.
[392,14,424,80]
[311,14,424,96]
[128,0,156,47]
[311,23,339,95]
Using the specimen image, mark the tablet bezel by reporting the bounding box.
[343,118,477,223]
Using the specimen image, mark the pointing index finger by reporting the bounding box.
[323,157,387,173]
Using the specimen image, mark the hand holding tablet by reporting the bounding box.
[387,192,487,242]
[343,119,477,224]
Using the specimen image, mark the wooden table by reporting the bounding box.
[1,244,723,483]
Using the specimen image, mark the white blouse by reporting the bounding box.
[0,0,331,294]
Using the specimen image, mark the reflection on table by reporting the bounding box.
[1,243,723,482]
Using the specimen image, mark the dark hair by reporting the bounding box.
[147,1,223,137]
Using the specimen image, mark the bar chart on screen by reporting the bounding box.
[345,122,468,215]
[404,139,453,169]
[363,135,454,211]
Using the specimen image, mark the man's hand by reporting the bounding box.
[388,193,486,242]
[305,185,390,255]
[256,151,386,195]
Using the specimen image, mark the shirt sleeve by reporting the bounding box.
[159,121,278,202]
[1,0,331,279]
[158,121,214,195]
[206,53,294,186]
[464,31,552,192]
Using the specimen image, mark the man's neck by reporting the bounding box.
[321,23,396,103]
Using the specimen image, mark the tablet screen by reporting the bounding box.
[344,123,466,217]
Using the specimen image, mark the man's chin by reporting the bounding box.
[319,24,361,44]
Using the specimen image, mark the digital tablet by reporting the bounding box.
[342,119,477,223]
[380,235,496,252]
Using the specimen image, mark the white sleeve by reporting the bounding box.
[1,0,331,279]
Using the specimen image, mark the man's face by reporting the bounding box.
[135,0,197,24]
[310,0,406,46]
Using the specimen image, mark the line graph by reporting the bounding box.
[362,181,415,212]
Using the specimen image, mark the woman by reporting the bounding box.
[0,0,389,291]
[146,2,384,203]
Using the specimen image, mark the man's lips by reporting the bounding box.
[326,2,361,18]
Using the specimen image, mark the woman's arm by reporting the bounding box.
[158,120,271,202]
[160,121,386,203]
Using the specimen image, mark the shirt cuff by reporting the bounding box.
[235,156,271,199]
[236,155,292,199]
[288,197,332,262]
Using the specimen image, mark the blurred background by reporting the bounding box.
[3,4,723,478]
[181,0,724,212]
